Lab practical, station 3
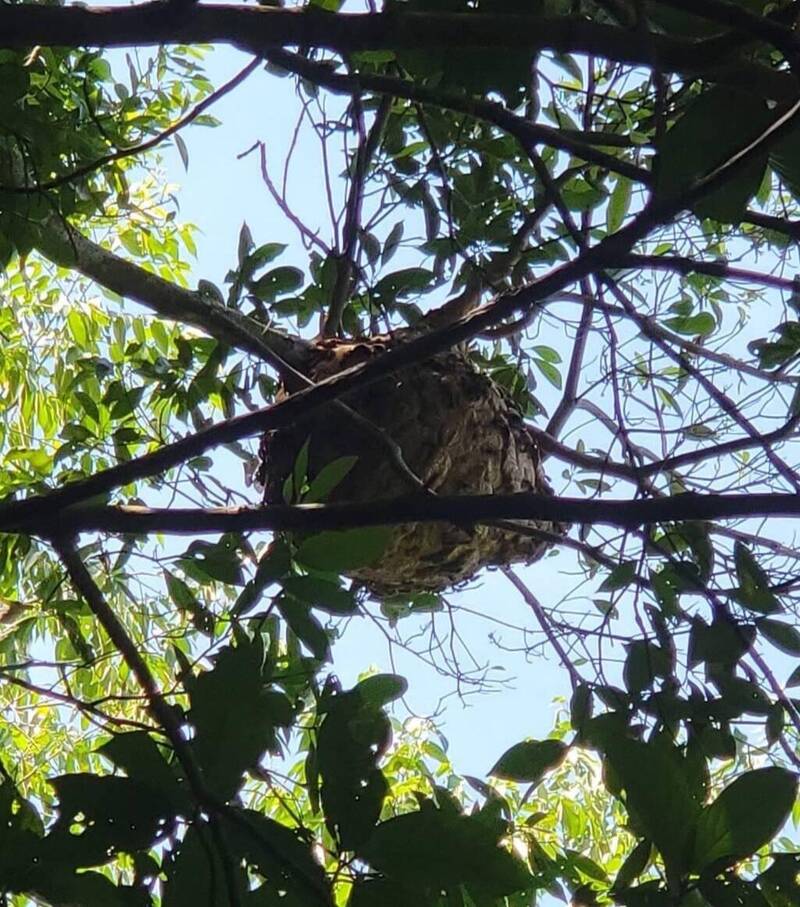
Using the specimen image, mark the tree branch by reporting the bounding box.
[34,217,311,373]
[266,49,651,183]
[9,111,792,531]
[53,537,331,905]
[16,491,800,537]
[1,4,795,99]
[502,567,583,690]
[650,0,800,58]
[323,93,391,336]
[53,539,200,764]
[621,253,800,294]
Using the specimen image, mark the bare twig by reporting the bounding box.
[323,94,391,336]
[250,141,331,255]
[502,567,582,691]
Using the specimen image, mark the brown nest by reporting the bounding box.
[258,336,564,595]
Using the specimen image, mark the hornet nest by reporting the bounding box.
[258,333,564,595]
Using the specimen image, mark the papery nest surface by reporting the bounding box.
[259,337,564,595]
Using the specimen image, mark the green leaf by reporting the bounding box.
[174,132,189,171]
[623,640,669,694]
[294,526,391,572]
[278,595,331,661]
[231,539,291,617]
[227,808,334,905]
[250,266,304,300]
[47,773,168,862]
[765,703,785,746]
[293,437,310,502]
[163,822,247,906]
[734,541,782,614]
[317,686,390,849]
[358,798,532,901]
[185,633,295,798]
[713,675,772,716]
[534,358,562,389]
[655,86,773,222]
[757,618,800,656]
[758,854,800,907]
[179,538,244,587]
[282,575,358,615]
[242,242,287,278]
[490,739,568,783]
[606,175,632,233]
[688,615,754,669]
[691,767,798,871]
[786,664,800,687]
[612,838,652,893]
[663,312,716,337]
[355,673,408,708]
[163,570,214,635]
[603,737,700,878]
[570,683,593,731]
[237,221,254,265]
[303,455,358,503]
[99,731,190,815]
[381,221,404,265]
[532,344,562,364]
[600,561,637,592]
[374,268,434,302]
[770,123,800,199]
[699,876,771,907]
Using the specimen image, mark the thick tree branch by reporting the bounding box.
[0,2,793,97]
[743,208,800,239]
[0,200,690,526]
[35,217,311,373]
[1,4,795,100]
[650,0,799,57]
[16,491,800,537]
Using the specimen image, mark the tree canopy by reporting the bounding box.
[0,0,799,904]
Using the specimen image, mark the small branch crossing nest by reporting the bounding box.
[259,336,564,595]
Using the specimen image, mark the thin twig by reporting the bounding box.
[502,567,582,691]
[323,93,391,336]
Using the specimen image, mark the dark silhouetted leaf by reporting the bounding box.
[691,767,797,871]
[295,527,391,572]
[655,87,772,222]
[490,738,568,783]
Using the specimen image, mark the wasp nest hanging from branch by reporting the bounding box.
[258,335,564,595]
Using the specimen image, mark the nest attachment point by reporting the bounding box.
[259,338,564,595]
